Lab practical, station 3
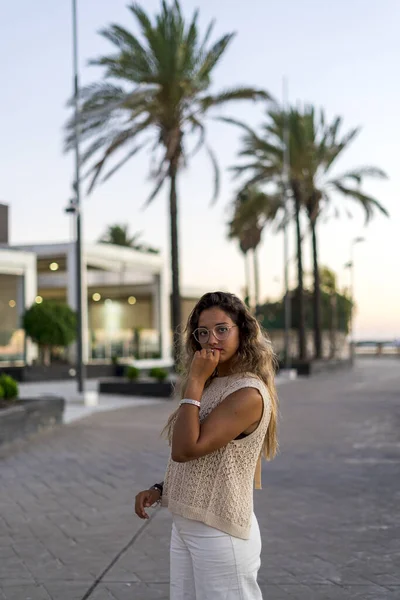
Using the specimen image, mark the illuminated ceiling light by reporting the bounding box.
[105,299,112,305]
[49,262,59,271]
[92,292,101,302]
[35,296,43,304]
[128,296,136,305]
[9,300,16,308]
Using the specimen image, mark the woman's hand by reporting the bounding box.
[134,488,161,520]
[188,349,220,384]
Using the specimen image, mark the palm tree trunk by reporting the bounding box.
[293,185,307,360]
[243,252,250,307]
[169,166,182,366]
[253,248,260,310]
[311,221,322,359]
[330,292,337,358]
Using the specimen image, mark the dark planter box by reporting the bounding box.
[113,364,126,377]
[0,366,25,382]
[99,378,175,398]
[0,364,115,382]
[0,396,65,447]
[23,364,73,381]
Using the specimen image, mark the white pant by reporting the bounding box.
[170,513,263,599]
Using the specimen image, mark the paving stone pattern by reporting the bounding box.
[0,359,399,599]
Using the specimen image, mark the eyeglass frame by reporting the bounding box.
[192,324,238,345]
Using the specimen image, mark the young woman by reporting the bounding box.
[135,291,278,599]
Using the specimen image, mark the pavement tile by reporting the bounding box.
[42,581,93,600]
[0,584,52,600]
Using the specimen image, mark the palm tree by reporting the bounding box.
[65,1,269,363]
[225,109,308,359]
[226,106,388,360]
[291,106,388,358]
[228,186,281,310]
[99,224,141,247]
[99,223,159,253]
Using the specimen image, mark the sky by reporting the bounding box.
[1,0,399,340]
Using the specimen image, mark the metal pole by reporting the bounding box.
[282,78,291,369]
[72,0,85,393]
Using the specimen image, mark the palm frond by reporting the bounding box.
[198,18,215,56]
[80,134,118,166]
[101,141,149,183]
[324,127,360,172]
[331,166,388,185]
[98,24,156,77]
[197,33,235,81]
[205,143,220,204]
[86,118,153,193]
[187,115,206,158]
[217,116,258,137]
[329,182,389,223]
[200,87,270,112]
[129,3,153,38]
[142,168,169,208]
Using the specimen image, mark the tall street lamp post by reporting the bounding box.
[70,0,85,393]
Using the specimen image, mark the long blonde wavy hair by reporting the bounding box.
[163,291,279,460]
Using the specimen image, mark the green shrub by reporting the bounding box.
[0,374,19,400]
[149,367,168,382]
[126,366,140,381]
[0,384,4,400]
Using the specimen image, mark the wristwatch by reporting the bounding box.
[150,483,163,497]
[150,483,163,505]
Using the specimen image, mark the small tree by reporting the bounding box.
[23,302,77,366]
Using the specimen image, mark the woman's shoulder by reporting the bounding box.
[222,372,268,396]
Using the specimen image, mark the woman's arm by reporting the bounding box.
[171,382,263,462]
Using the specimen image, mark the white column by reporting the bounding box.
[67,244,76,308]
[155,264,172,362]
[67,243,89,363]
[17,255,37,365]
[67,243,77,363]
[152,274,161,356]
[81,250,89,363]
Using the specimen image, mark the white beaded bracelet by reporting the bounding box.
[179,399,201,408]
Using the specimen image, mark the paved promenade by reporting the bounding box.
[0,359,399,599]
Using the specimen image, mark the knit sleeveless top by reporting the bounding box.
[161,373,271,540]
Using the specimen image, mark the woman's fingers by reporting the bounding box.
[135,492,149,519]
[134,490,161,519]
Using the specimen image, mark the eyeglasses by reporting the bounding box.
[192,325,238,344]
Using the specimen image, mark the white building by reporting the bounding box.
[0,204,205,366]
[0,247,37,364]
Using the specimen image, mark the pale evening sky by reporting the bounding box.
[1,0,399,340]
